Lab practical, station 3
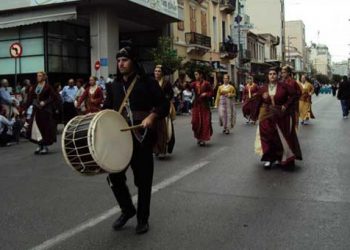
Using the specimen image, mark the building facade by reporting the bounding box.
[244,0,285,63]
[332,61,349,77]
[0,0,182,84]
[172,0,237,82]
[309,43,332,77]
[285,20,306,71]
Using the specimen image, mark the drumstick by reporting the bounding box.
[120,124,144,132]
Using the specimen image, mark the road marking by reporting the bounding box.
[30,160,211,250]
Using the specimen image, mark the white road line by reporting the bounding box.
[30,161,210,250]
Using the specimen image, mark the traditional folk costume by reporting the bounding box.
[254,82,302,167]
[215,83,236,134]
[298,81,315,124]
[104,71,169,233]
[283,77,301,129]
[77,85,103,114]
[153,79,175,157]
[26,82,57,154]
[242,83,259,123]
[191,80,213,145]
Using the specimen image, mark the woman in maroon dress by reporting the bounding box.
[77,76,103,114]
[281,65,301,129]
[242,76,259,124]
[254,67,302,170]
[191,69,213,146]
[26,71,57,155]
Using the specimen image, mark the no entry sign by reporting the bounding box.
[94,61,101,71]
[9,42,23,58]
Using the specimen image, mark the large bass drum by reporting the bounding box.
[62,110,133,175]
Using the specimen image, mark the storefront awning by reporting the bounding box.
[0,5,77,29]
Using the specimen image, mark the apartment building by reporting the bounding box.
[309,43,332,77]
[0,0,181,83]
[244,0,285,62]
[285,20,307,71]
[172,0,237,80]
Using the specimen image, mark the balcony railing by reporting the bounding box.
[219,42,238,59]
[185,32,211,49]
[220,0,236,14]
[240,49,252,64]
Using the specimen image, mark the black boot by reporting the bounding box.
[107,175,136,230]
[113,210,136,230]
[135,220,149,234]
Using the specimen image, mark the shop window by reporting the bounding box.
[20,56,44,74]
[48,56,62,72]
[0,58,15,74]
[48,38,62,55]
[21,38,44,56]
[62,57,77,73]
[77,58,90,74]
[0,40,18,57]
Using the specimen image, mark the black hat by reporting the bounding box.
[116,40,137,61]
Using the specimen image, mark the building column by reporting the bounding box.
[90,7,119,78]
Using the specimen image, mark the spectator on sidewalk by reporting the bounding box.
[0,114,16,147]
[61,79,78,124]
[0,79,19,118]
[337,76,350,119]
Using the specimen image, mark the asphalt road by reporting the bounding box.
[1,94,350,250]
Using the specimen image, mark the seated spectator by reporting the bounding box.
[0,114,16,146]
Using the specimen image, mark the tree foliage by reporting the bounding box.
[332,74,342,83]
[315,74,330,84]
[149,36,183,75]
[183,61,213,80]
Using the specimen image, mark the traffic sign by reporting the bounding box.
[9,42,23,58]
[94,60,101,71]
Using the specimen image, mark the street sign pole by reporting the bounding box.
[15,58,17,87]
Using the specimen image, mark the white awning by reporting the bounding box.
[0,5,77,29]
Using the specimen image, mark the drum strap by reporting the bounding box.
[118,75,139,114]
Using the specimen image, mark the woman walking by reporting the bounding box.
[77,76,103,114]
[26,71,57,154]
[242,76,259,124]
[254,67,302,170]
[215,74,236,134]
[298,75,315,125]
[153,65,175,159]
[191,69,213,146]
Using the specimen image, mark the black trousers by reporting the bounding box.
[63,102,77,124]
[108,139,154,222]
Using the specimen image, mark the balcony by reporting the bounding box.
[185,32,211,56]
[240,49,252,64]
[220,0,236,14]
[219,42,238,59]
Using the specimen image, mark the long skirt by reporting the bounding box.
[255,113,302,164]
[299,100,315,120]
[27,107,56,146]
[153,116,175,155]
[191,103,212,141]
[242,98,259,121]
[218,96,236,129]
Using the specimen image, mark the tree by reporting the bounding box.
[332,74,342,83]
[315,74,330,84]
[149,36,183,75]
[183,61,213,80]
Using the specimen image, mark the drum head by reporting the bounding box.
[90,110,133,173]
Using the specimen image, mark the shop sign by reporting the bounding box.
[128,0,179,19]
[0,0,78,11]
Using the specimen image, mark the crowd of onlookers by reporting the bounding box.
[0,75,114,147]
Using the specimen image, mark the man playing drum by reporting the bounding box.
[103,42,169,234]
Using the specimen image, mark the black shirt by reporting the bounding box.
[104,73,169,123]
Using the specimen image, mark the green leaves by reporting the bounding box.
[149,36,183,75]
